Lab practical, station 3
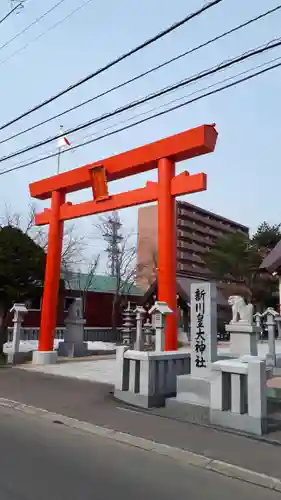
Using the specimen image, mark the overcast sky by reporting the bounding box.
[0,0,280,269]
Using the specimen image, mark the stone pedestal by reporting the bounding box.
[32,350,58,365]
[57,318,87,358]
[57,340,87,358]
[114,347,190,408]
[210,357,268,435]
[226,323,259,357]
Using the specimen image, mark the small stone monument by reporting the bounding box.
[167,282,217,409]
[149,301,173,351]
[226,296,260,357]
[143,317,154,350]
[263,307,277,367]
[8,303,28,364]
[254,312,263,342]
[57,297,87,358]
[134,306,146,350]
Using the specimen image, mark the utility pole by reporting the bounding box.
[102,212,123,277]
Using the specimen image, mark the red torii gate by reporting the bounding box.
[29,123,218,355]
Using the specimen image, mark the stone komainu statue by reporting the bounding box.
[228,295,253,324]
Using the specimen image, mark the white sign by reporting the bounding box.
[190,282,217,378]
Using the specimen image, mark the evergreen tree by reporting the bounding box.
[0,226,45,353]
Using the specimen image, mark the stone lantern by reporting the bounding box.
[262,307,278,367]
[149,301,172,351]
[9,303,28,364]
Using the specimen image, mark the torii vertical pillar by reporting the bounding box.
[157,158,177,351]
[33,191,65,364]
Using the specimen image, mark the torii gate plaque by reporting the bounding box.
[29,123,218,362]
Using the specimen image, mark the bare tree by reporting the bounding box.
[1,202,86,271]
[1,203,22,229]
[63,254,100,310]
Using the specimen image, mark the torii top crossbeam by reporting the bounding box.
[30,124,217,200]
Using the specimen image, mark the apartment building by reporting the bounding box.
[137,201,249,290]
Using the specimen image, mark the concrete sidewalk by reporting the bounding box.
[19,341,281,384]
[1,366,281,481]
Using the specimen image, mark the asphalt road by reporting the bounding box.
[0,407,278,500]
[1,369,281,480]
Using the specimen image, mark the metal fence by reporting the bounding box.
[7,327,123,344]
[8,327,227,344]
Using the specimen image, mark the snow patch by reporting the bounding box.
[4,340,116,354]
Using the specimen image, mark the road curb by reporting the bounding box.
[0,397,280,492]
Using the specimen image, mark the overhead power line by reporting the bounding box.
[0,0,95,68]
[2,35,281,163]
[2,57,281,177]
[10,1,26,11]
[0,0,68,53]
[0,0,223,132]
[13,53,281,171]
[3,3,281,146]
[75,53,281,147]
[0,3,20,26]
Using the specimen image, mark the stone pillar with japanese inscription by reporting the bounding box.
[166,282,218,411]
[190,282,217,377]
